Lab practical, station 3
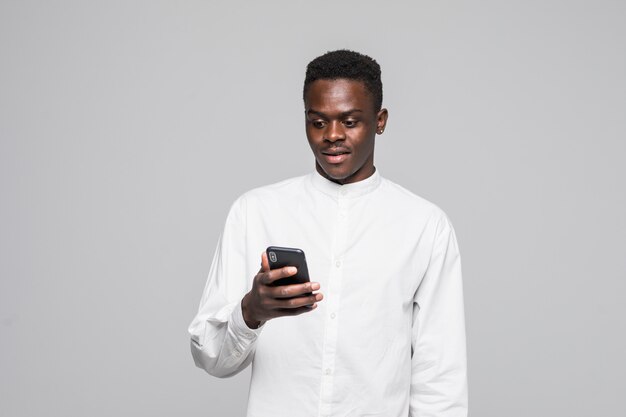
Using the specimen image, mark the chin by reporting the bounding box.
[320,164,353,181]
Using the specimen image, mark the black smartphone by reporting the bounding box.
[265,246,311,291]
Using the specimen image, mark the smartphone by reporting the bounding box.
[266,246,311,291]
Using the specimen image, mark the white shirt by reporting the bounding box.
[188,169,468,417]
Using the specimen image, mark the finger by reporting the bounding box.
[270,282,321,299]
[276,303,319,317]
[264,266,298,284]
[272,293,323,309]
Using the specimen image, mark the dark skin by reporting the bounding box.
[241,78,389,328]
[306,78,388,184]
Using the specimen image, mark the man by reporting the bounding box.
[189,50,468,417]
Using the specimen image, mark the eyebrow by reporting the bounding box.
[306,109,364,119]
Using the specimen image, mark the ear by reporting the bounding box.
[376,108,389,135]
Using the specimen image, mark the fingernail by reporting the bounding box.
[311,283,320,290]
[287,266,297,274]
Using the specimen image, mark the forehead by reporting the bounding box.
[305,78,375,113]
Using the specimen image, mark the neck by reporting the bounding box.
[315,163,376,185]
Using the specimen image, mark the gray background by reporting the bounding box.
[1,1,624,416]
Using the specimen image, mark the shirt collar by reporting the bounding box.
[308,167,382,199]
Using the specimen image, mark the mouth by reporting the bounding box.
[321,149,351,164]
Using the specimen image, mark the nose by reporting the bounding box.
[324,120,345,142]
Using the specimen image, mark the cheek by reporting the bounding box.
[305,137,319,155]
[351,132,376,154]
[306,129,323,146]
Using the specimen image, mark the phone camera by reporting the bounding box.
[269,251,277,262]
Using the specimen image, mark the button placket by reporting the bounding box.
[318,195,349,416]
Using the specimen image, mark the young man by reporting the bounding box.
[189,50,468,417]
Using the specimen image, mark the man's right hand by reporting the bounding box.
[241,252,323,329]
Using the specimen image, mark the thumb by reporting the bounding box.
[259,251,270,273]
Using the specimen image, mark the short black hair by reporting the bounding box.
[303,49,383,111]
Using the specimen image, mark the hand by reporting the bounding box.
[241,251,323,329]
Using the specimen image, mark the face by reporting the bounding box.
[304,78,388,185]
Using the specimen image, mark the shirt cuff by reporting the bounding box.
[229,301,264,342]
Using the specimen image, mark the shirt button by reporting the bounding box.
[234,350,241,358]
[325,368,332,375]
[335,260,341,267]
[330,313,336,319]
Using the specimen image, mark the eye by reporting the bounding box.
[343,119,358,128]
[312,120,326,129]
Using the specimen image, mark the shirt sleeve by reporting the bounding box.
[188,195,264,378]
[410,213,468,416]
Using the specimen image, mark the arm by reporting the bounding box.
[188,196,261,378]
[188,196,324,378]
[410,214,468,416]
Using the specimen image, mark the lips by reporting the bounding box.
[321,148,351,164]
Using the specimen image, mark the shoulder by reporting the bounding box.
[378,176,457,240]
[242,174,308,201]
[229,174,309,211]
[380,177,450,220]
